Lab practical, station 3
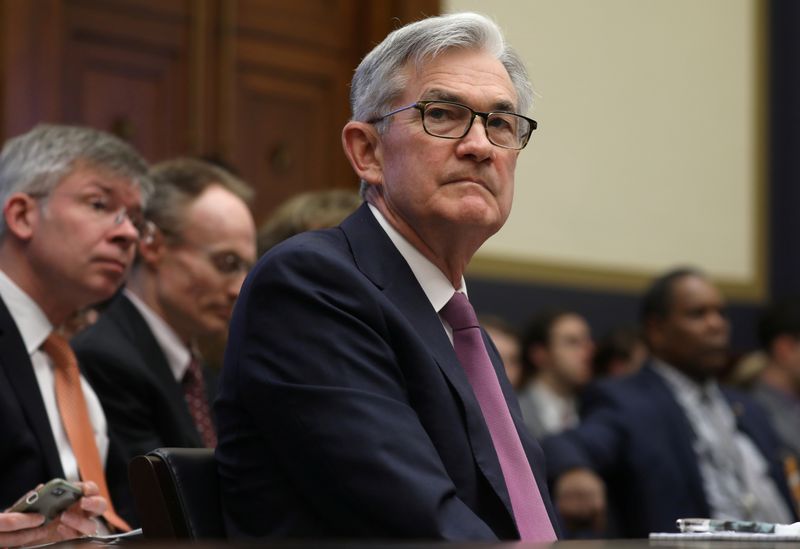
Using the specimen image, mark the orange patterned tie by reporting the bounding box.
[43,332,131,532]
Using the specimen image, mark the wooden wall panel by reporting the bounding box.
[60,0,192,160]
[0,0,440,220]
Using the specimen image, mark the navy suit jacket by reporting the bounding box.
[72,294,215,463]
[0,296,136,525]
[542,362,796,538]
[215,204,559,540]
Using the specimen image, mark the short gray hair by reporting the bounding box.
[350,12,533,123]
[350,12,534,197]
[0,124,152,237]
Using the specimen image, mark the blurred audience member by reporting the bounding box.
[257,189,361,255]
[751,298,800,459]
[72,158,256,462]
[481,315,525,390]
[592,325,647,378]
[543,267,796,538]
[0,124,152,531]
[517,309,594,439]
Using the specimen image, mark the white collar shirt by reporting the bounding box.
[368,203,465,343]
[124,288,191,382]
[652,359,792,523]
[0,269,109,481]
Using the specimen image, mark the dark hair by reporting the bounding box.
[758,297,800,351]
[639,266,705,325]
[521,308,575,373]
[593,325,643,377]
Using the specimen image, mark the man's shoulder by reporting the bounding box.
[581,365,672,412]
[73,296,137,346]
[72,296,152,371]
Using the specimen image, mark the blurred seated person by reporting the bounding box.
[257,189,361,255]
[543,267,796,538]
[0,124,151,530]
[751,298,800,460]
[72,158,256,461]
[592,325,647,378]
[481,315,525,390]
[517,309,594,439]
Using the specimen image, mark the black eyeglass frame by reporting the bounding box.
[368,99,537,150]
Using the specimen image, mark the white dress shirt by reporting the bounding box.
[368,204,465,341]
[0,269,109,482]
[653,359,793,523]
[124,289,191,382]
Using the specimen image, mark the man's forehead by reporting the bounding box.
[403,50,517,107]
[671,276,724,309]
[57,164,142,203]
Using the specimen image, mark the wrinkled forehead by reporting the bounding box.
[56,161,142,202]
[402,47,518,107]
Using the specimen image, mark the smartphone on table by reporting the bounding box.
[9,478,83,521]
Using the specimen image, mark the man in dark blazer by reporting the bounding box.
[216,12,557,541]
[73,158,256,462]
[0,124,152,538]
[544,268,797,538]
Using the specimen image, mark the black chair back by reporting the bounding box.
[129,447,225,539]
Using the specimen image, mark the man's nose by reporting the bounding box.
[456,116,494,161]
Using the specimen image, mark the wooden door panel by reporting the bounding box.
[60,0,192,160]
[231,70,335,223]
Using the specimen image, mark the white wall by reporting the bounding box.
[444,0,763,297]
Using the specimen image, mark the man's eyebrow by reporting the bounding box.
[82,180,114,195]
[419,89,517,112]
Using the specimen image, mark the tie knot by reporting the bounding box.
[440,292,479,331]
[184,354,202,380]
[42,332,76,371]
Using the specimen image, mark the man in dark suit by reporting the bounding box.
[0,124,152,539]
[73,158,256,462]
[216,12,557,541]
[544,268,797,538]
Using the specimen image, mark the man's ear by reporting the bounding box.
[136,227,166,268]
[342,121,384,186]
[644,317,664,352]
[3,193,39,241]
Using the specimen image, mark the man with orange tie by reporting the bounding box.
[0,124,152,535]
[73,158,256,462]
[216,13,559,541]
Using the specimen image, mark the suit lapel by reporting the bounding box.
[0,297,64,478]
[341,205,515,517]
[639,364,708,509]
[105,295,202,445]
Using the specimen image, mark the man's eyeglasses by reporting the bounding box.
[202,249,253,277]
[31,190,150,239]
[154,222,253,278]
[368,100,537,150]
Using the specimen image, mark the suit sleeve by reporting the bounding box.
[541,382,629,479]
[222,245,498,539]
[75,344,164,461]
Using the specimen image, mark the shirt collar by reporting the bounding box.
[651,358,720,402]
[367,203,465,312]
[0,269,52,354]
[124,289,191,382]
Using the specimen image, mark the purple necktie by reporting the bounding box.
[440,292,556,542]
